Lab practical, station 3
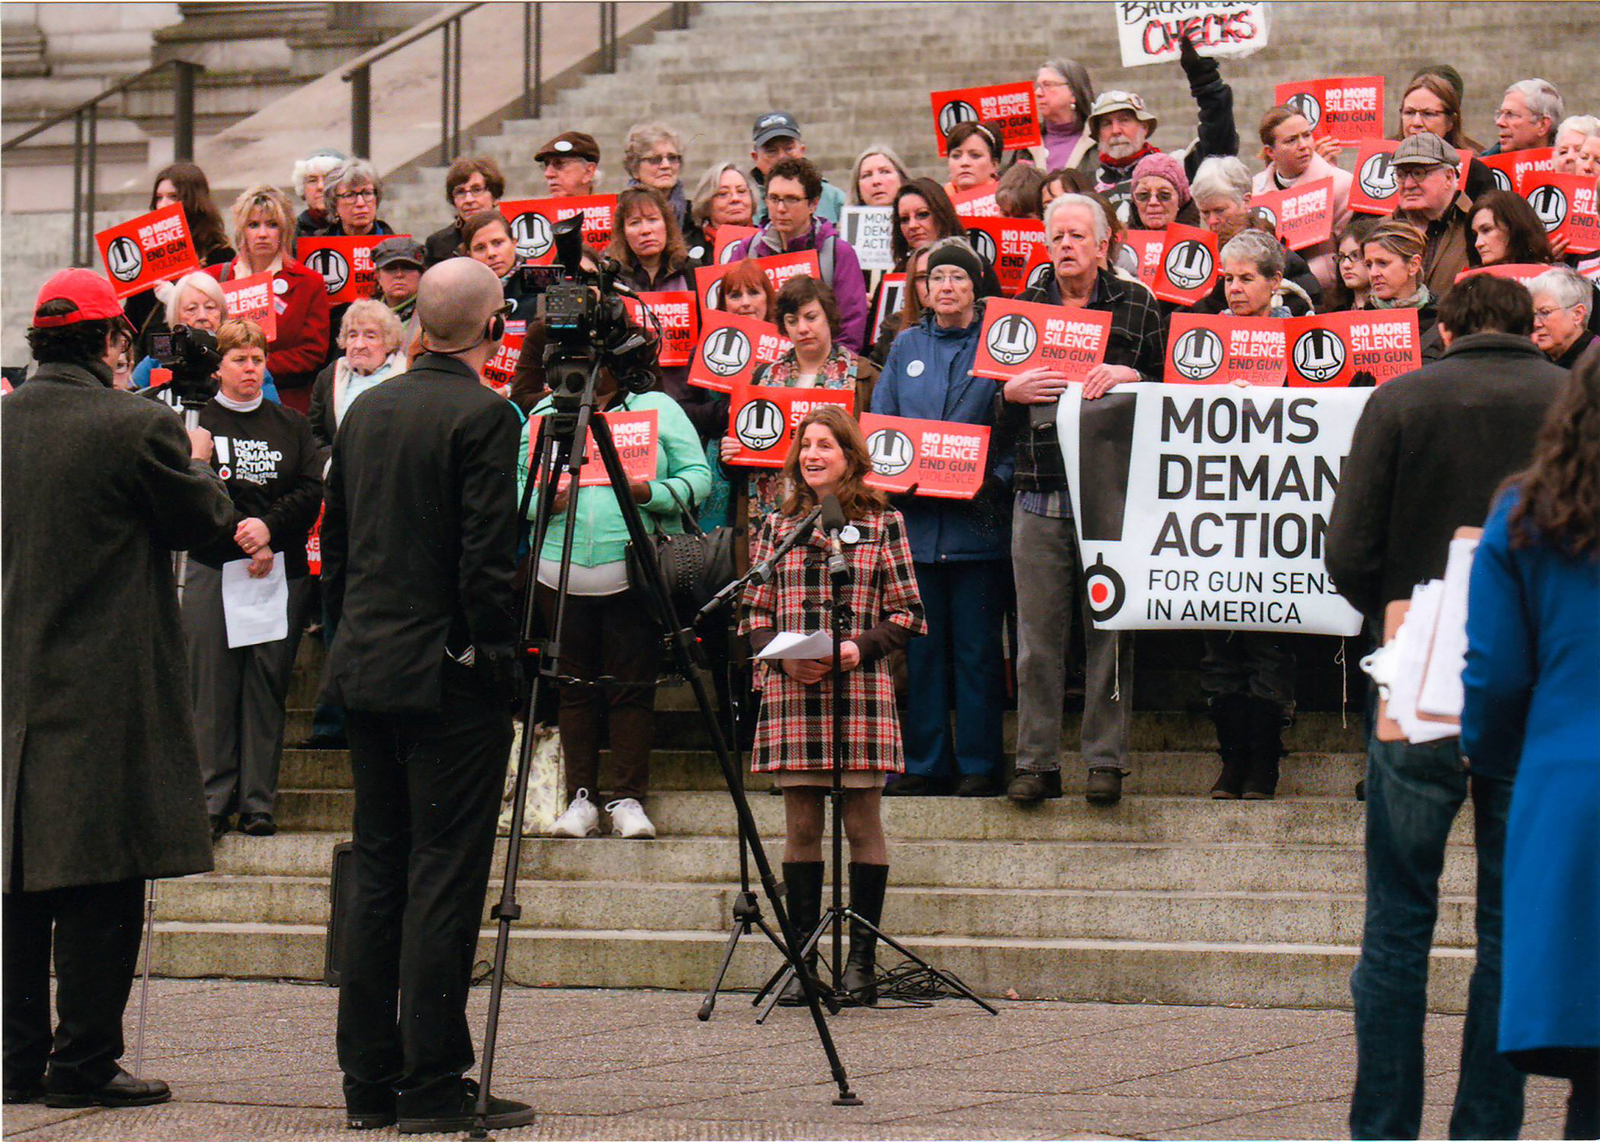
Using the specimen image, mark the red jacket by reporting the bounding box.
[207,258,331,404]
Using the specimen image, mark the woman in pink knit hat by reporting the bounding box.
[1128,151,1199,232]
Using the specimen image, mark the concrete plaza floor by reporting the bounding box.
[0,981,1568,1141]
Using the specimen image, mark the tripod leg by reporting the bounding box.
[697,915,749,1022]
[754,911,838,1024]
[846,912,1000,1015]
[132,879,156,1077]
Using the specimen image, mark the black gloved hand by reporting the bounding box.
[1177,30,1217,87]
[1350,370,1377,389]
[475,645,521,710]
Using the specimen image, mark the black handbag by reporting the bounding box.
[627,484,737,613]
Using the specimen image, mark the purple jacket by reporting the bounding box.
[729,217,867,353]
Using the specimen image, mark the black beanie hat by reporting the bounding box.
[923,240,984,285]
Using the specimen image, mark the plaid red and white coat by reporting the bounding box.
[739,506,926,773]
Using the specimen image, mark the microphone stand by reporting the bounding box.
[692,506,830,1021]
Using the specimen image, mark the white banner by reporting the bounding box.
[1057,383,1369,634]
[839,205,895,272]
[1113,1,1270,68]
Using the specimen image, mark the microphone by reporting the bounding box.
[819,493,851,585]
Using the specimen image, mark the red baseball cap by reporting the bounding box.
[32,268,131,329]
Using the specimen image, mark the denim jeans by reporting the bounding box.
[903,559,1006,779]
[1349,735,1526,1139]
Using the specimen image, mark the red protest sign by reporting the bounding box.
[712,225,758,265]
[1122,229,1166,291]
[1249,177,1336,252]
[694,250,819,311]
[482,333,524,392]
[1274,77,1384,145]
[219,270,277,341]
[1283,310,1420,387]
[687,310,792,393]
[498,195,615,262]
[1347,138,1403,216]
[929,83,1041,156]
[961,217,1045,295]
[95,204,199,299]
[1517,169,1600,255]
[296,235,408,305]
[622,291,698,367]
[1578,254,1600,283]
[973,297,1112,381]
[534,409,660,488]
[872,273,907,343]
[1454,262,1553,285]
[951,181,1002,219]
[1018,245,1055,296]
[861,413,991,499]
[1165,313,1287,385]
[1151,224,1219,306]
[727,384,854,468]
[1479,147,1555,195]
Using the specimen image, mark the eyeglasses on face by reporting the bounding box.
[1532,305,1571,324]
[1395,166,1447,185]
[451,181,490,200]
[1133,190,1177,204]
[337,188,377,202]
[766,193,807,207]
[640,153,683,167]
[1400,107,1449,122]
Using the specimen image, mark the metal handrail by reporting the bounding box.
[338,2,483,81]
[2,58,203,153]
[3,57,204,267]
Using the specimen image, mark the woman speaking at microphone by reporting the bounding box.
[738,405,926,1006]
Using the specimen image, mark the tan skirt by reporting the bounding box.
[772,769,887,790]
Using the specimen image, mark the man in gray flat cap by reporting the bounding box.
[321,257,532,1135]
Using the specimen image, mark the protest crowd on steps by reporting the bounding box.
[3,15,1598,1138]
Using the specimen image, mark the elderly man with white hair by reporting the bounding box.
[997,192,1166,808]
[1553,114,1600,178]
[1485,78,1564,156]
[1530,266,1597,370]
[292,148,346,237]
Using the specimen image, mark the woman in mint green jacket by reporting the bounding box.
[517,376,711,840]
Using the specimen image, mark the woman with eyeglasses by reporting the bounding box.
[315,158,394,239]
[1128,151,1200,232]
[124,163,235,359]
[1019,58,1098,175]
[624,122,690,232]
[1393,73,1495,200]
[1327,217,1379,311]
[425,155,503,267]
[684,161,757,264]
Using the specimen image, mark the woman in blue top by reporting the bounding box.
[871,238,1012,796]
[1462,349,1600,1140]
[516,355,711,843]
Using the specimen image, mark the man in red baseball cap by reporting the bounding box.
[2,266,234,1109]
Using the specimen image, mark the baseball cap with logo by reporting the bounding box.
[752,111,802,148]
[31,268,133,333]
[535,132,600,164]
[373,236,426,271]
[1391,132,1459,169]
[1087,91,1158,138]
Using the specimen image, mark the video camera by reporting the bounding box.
[536,214,659,419]
[149,323,223,408]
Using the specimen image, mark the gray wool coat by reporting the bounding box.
[2,361,235,892]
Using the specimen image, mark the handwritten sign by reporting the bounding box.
[1249,177,1336,251]
[499,195,616,262]
[973,297,1112,381]
[839,206,895,272]
[929,82,1042,156]
[1274,77,1384,145]
[95,204,199,300]
[219,271,277,341]
[1517,169,1600,255]
[687,310,793,393]
[1283,310,1420,387]
[622,291,698,367]
[296,235,408,306]
[861,413,992,498]
[1152,223,1220,306]
[1347,139,1403,216]
[1165,313,1286,385]
[962,217,1046,295]
[726,384,855,468]
[951,181,1002,219]
[1115,0,1270,68]
[694,250,819,311]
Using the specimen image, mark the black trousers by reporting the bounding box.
[3,878,145,1091]
[335,665,512,1117]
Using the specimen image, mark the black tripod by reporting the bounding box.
[751,502,997,1021]
[692,508,832,1022]
[471,358,861,1139]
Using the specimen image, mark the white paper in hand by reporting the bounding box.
[755,630,835,660]
[221,556,289,648]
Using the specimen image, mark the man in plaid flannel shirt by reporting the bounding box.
[997,193,1166,806]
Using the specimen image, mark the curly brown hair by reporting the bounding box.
[1506,343,1600,557]
[778,405,884,521]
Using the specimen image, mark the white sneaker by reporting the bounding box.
[606,797,656,839]
[549,789,599,837]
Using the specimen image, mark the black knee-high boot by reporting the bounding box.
[840,863,888,1007]
[1208,693,1251,799]
[776,861,825,1006]
[1242,696,1284,800]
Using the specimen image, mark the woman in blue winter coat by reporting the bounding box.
[1462,349,1600,1140]
[871,238,1012,796]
